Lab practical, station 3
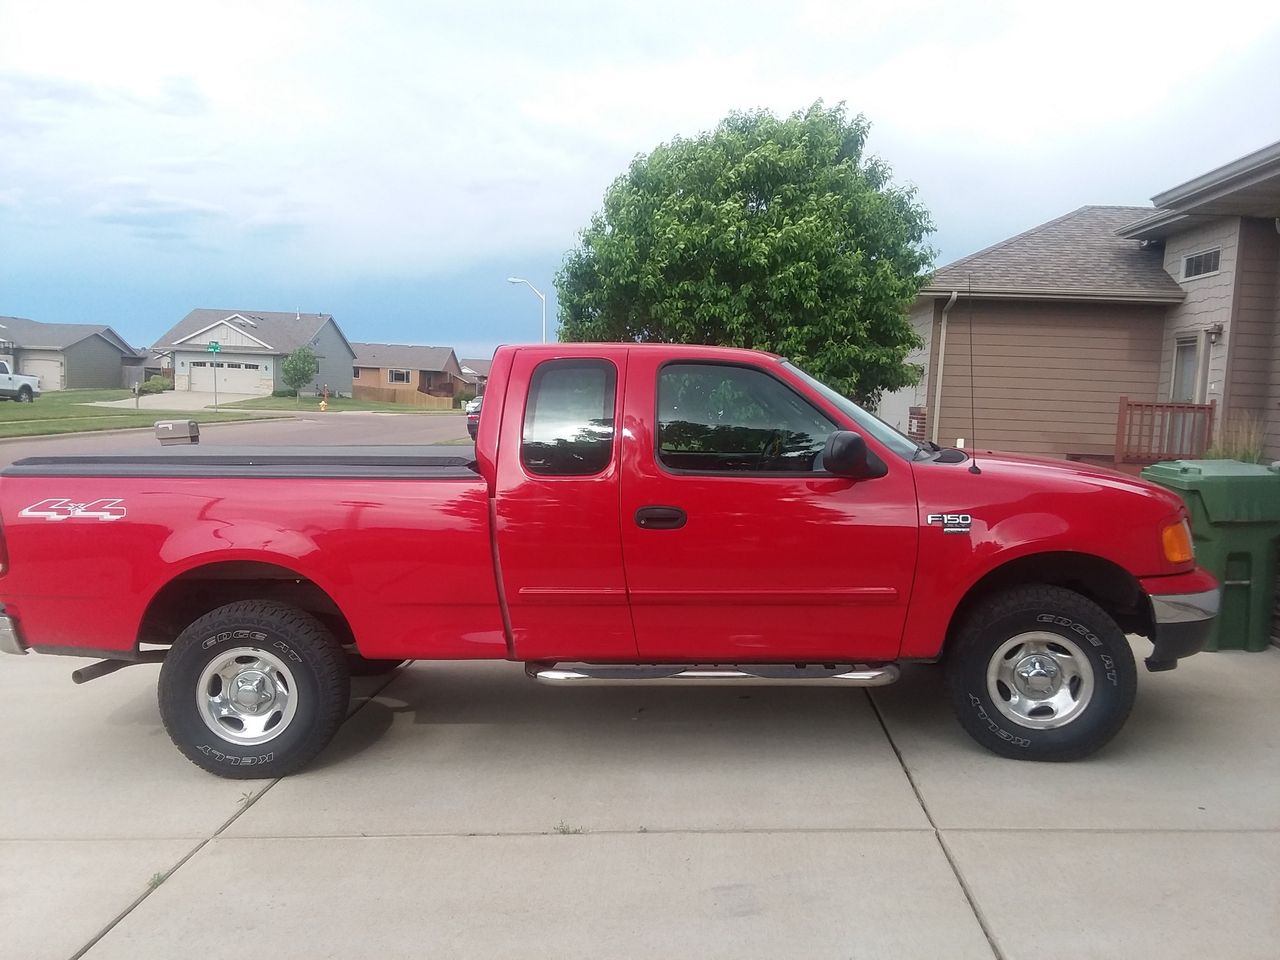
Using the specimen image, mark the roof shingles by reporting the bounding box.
[155,309,339,355]
[351,342,458,373]
[924,206,1184,302]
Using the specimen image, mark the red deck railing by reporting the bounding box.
[1115,397,1216,464]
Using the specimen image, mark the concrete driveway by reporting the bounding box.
[2,644,1278,960]
[87,391,259,411]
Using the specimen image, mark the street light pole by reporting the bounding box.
[506,277,546,344]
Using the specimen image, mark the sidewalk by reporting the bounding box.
[2,644,1277,959]
[87,390,259,411]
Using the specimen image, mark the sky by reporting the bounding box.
[2,0,1279,359]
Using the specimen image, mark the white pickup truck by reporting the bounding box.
[0,359,41,402]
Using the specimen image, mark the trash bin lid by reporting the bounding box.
[1142,459,1280,523]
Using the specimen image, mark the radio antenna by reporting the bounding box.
[967,273,981,474]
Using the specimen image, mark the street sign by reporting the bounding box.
[208,341,221,353]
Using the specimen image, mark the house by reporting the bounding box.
[351,342,469,406]
[154,309,356,397]
[0,315,137,390]
[460,357,491,395]
[878,140,1280,467]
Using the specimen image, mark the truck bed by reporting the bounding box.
[1,445,478,479]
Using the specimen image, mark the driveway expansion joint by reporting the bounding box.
[68,666,406,960]
[866,689,1005,960]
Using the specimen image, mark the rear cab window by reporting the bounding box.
[521,358,618,476]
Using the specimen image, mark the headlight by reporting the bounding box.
[1162,519,1194,564]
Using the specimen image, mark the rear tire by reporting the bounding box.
[945,585,1136,761]
[16,386,32,403]
[158,600,350,779]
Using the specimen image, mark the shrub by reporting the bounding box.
[139,375,170,394]
[272,388,298,398]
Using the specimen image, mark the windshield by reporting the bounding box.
[781,361,923,461]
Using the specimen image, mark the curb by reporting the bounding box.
[0,416,298,445]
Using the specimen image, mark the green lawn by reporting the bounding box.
[222,394,462,413]
[0,389,272,438]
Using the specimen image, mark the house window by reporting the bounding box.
[1183,249,1220,279]
[353,367,361,379]
[191,361,208,367]
[244,364,260,371]
[388,369,411,384]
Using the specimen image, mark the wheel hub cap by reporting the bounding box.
[1013,654,1061,697]
[231,671,275,710]
[196,647,299,746]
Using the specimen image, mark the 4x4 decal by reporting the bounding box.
[19,498,127,522]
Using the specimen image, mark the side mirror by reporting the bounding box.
[821,431,886,480]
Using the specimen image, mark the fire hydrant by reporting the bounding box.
[319,384,329,412]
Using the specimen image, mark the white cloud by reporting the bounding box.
[1,0,1278,278]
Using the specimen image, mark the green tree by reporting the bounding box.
[555,102,934,405]
[281,346,319,405]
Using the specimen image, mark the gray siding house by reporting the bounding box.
[154,309,356,397]
[0,316,136,391]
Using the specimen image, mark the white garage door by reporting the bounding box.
[20,357,63,392]
[189,360,268,395]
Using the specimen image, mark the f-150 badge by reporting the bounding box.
[927,513,971,534]
[19,498,127,522]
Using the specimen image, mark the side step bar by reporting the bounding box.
[526,662,900,687]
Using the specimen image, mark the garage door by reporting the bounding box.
[20,357,63,392]
[189,360,268,394]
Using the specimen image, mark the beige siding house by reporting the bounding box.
[350,342,469,407]
[885,140,1280,467]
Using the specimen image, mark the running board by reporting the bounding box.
[525,662,899,687]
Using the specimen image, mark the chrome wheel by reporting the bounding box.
[985,631,1094,730]
[196,647,299,746]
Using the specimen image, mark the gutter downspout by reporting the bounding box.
[930,290,959,444]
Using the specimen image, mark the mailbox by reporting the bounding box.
[154,419,200,445]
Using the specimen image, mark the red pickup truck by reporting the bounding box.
[0,343,1218,778]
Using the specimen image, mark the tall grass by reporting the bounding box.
[1204,410,1266,464]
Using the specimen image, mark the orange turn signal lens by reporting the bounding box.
[1162,520,1194,564]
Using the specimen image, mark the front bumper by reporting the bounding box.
[0,610,27,655]
[1144,582,1220,671]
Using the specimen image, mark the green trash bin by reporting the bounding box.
[1142,459,1280,651]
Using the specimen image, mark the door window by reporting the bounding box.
[521,359,617,476]
[657,363,836,473]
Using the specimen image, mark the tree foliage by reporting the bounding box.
[555,103,934,405]
[281,346,319,404]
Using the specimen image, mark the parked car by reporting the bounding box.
[0,343,1218,778]
[464,396,482,414]
[0,358,40,402]
[466,395,482,439]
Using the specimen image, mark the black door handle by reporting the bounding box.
[635,506,687,530]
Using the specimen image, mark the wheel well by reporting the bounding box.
[137,561,355,650]
[948,552,1153,644]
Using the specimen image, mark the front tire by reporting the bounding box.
[945,585,1136,761]
[159,600,350,779]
